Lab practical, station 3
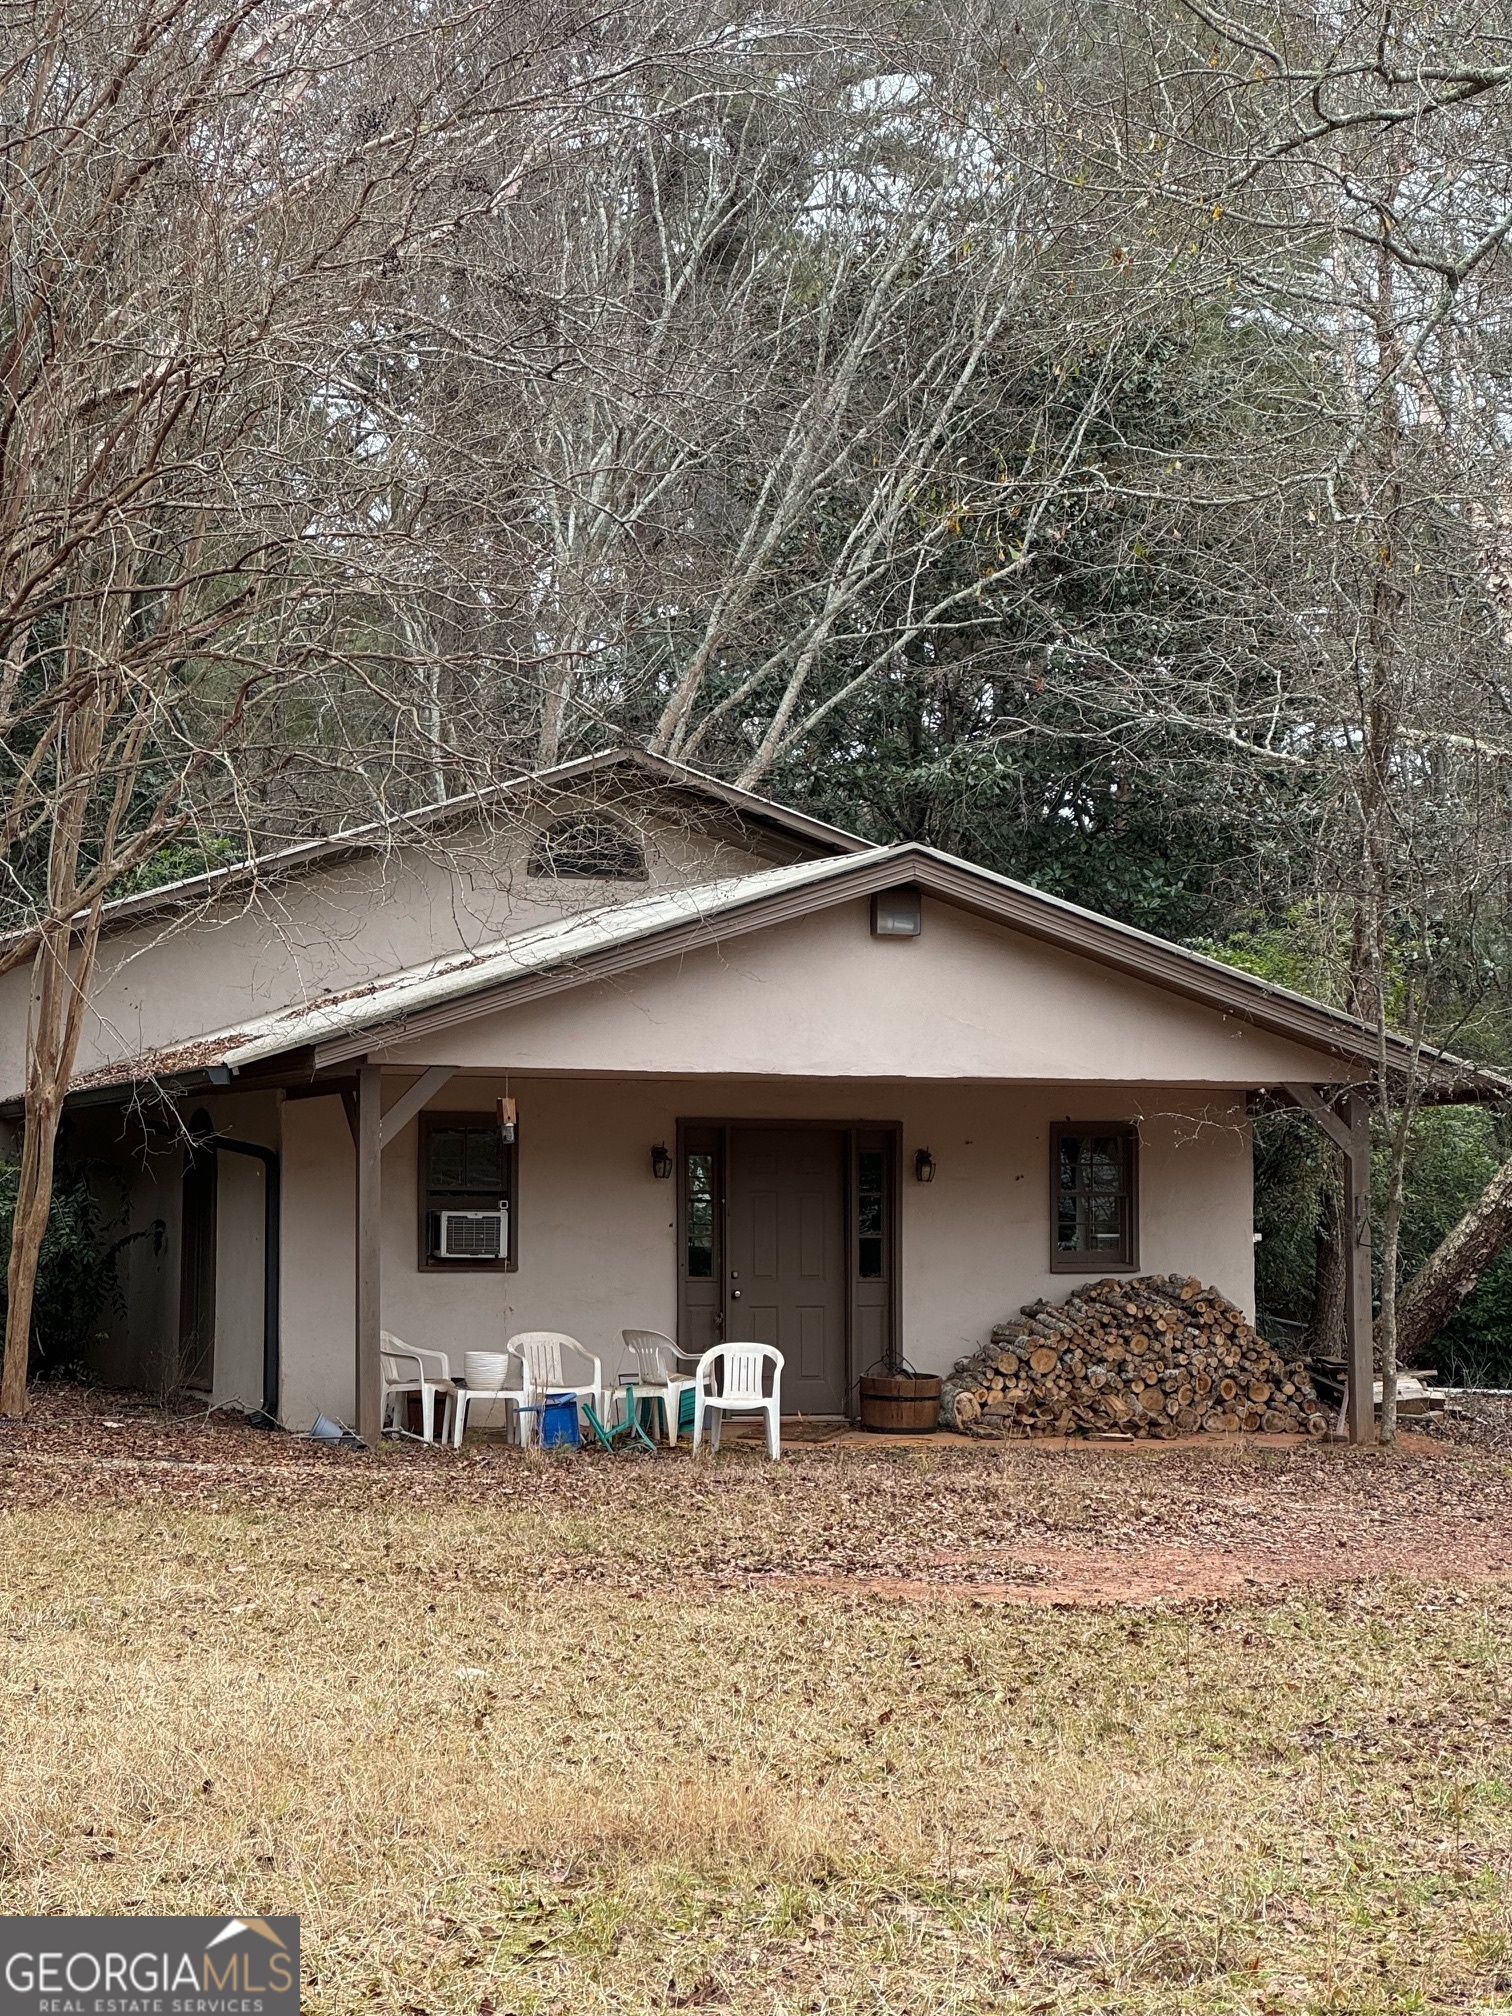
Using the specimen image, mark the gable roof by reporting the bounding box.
[66,747,868,943]
[68,840,1507,1103]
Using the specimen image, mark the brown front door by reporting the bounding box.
[726,1127,847,1415]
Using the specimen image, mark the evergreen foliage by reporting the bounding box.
[0,1164,138,1380]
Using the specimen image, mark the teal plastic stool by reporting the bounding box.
[641,1386,695,1442]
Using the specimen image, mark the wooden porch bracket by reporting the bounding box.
[1282,1083,1373,1444]
[355,1062,383,1446]
[379,1066,455,1148]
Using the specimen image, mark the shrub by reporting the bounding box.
[0,1162,142,1380]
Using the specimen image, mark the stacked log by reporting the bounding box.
[943,1274,1328,1439]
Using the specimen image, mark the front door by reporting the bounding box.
[726,1127,847,1415]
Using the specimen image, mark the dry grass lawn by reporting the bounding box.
[2,1395,1512,2012]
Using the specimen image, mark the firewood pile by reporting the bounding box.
[943,1274,1329,1439]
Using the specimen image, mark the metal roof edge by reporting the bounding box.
[66,835,1510,1103]
[308,848,907,1067]
[302,841,1505,1096]
[900,851,1506,1092]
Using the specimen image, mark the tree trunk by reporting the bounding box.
[1393,1151,1512,1367]
[0,910,102,1417]
[1376,1166,1407,1448]
[1,1080,63,1417]
[1302,1172,1346,1358]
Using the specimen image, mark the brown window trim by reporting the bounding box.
[418,1109,519,1272]
[1049,1120,1139,1273]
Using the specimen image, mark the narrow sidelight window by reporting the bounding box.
[678,1126,725,1361]
[857,1148,885,1279]
[1050,1123,1137,1270]
[686,1151,716,1278]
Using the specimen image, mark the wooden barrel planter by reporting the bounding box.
[858,1371,941,1434]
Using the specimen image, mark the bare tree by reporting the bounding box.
[1063,0,1512,1429]
[379,1,1167,786]
[0,0,690,1412]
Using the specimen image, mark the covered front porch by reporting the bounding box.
[274,1069,1269,1442]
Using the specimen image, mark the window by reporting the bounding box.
[1050,1123,1137,1270]
[678,1126,724,1358]
[857,1148,885,1278]
[528,813,646,881]
[686,1150,716,1278]
[419,1112,517,1270]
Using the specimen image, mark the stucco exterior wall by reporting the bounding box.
[275,1073,1253,1428]
[0,803,793,1100]
[213,1151,266,1413]
[280,1095,357,1431]
[381,897,1353,1088]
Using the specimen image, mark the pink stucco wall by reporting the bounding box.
[380,897,1353,1088]
[276,1074,1253,1429]
[0,808,785,1100]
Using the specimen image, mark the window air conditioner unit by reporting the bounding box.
[436,1208,507,1260]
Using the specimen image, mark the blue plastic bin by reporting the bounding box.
[540,1393,581,1449]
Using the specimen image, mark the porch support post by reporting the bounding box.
[1341,1089,1374,1446]
[355,1062,383,1446]
[1282,1082,1374,1444]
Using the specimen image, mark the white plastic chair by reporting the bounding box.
[692,1343,784,1460]
[507,1331,605,1428]
[380,1333,458,1444]
[451,1348,528,1448]
[618,1329,700,1446]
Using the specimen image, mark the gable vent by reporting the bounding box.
[528,814,647,882]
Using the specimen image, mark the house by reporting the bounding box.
[0,750,1488,1442]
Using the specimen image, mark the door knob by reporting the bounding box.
[731,1289,742,1300]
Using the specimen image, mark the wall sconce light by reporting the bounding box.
[650,1143,673,1180]
[914,1147,936,1184]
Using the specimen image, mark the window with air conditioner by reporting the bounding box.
[420,1112,517,1270]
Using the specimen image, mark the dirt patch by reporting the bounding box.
[774,1530,1512,1606]
[7,1383,1512,1608]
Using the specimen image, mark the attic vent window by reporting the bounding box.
[528,814,647,882]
